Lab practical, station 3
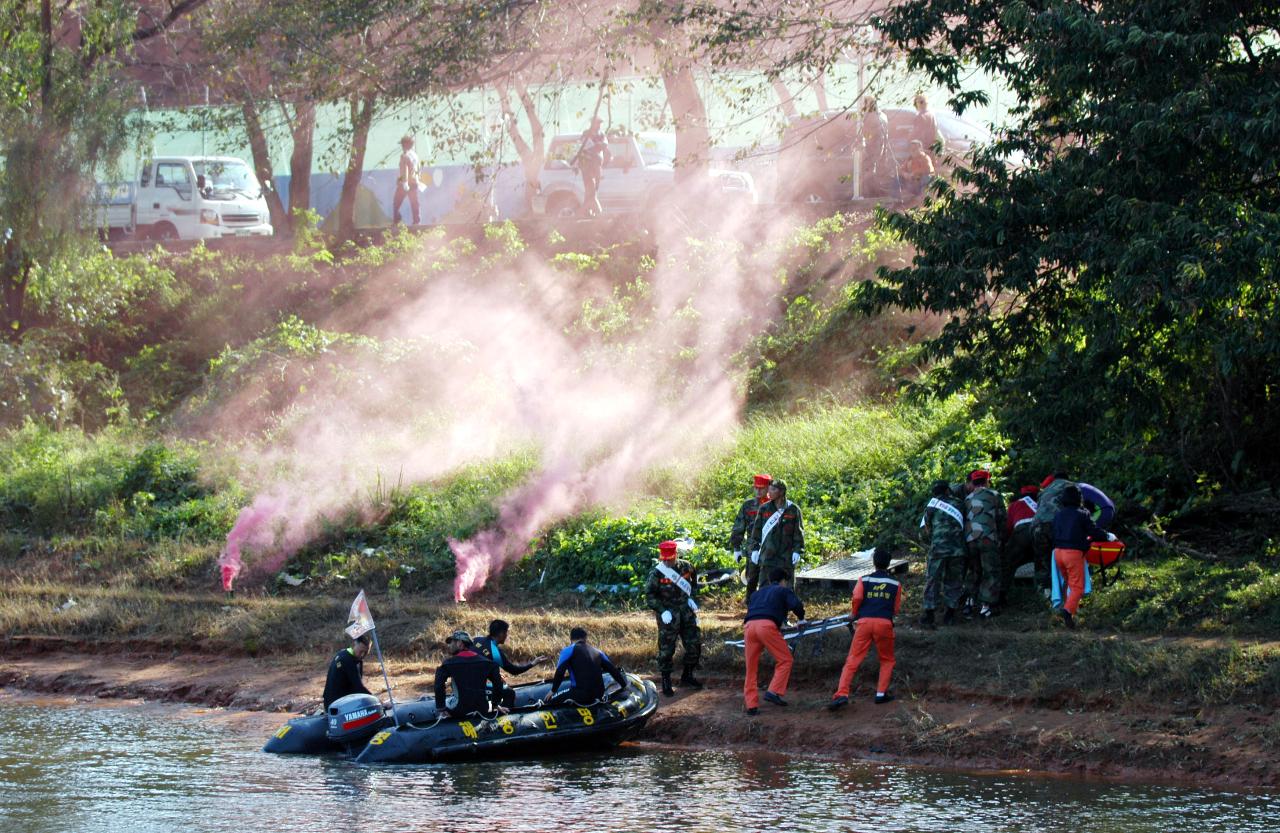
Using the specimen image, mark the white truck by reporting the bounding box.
[98,156,274,241]
[531,132,757,220]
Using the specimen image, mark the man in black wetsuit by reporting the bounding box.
[549,626,627,704]
[435,630,505,718]
[474,619,548,707]
[323,633,373,709]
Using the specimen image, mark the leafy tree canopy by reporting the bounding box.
[859,0,1280,488]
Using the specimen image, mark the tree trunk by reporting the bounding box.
[771,79,798,120]
[496,80,545,211]
[337,93,376,239]
[241,102,289,232]
[813,72,829,113]
[662,63,710,184]
[286,101,315,232]
[2,237,31,343]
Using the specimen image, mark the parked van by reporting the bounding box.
[120,156,273,240]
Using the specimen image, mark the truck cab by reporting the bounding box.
[133,156,273,240]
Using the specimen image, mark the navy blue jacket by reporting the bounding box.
[1052,506,1103,552]
[743,583,806,627]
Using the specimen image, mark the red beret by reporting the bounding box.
[658,541,678,557]
[1020,485,1040,496]
[1041,474,1056,488]
[969,469,991,482]
[753,474,773,488]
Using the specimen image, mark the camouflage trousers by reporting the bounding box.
[1031,523,1054,590]
[656,607,702,673]
[923,551,965,611]
[745,558,794,595]
[1002,524,1035,600]
[966,538,1002,606]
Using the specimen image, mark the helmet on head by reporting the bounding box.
[448,629,472,646]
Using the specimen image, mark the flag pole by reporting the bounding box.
[370,627,401,727]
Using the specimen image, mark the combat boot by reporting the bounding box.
[661,673,675,697]
[918,609,936,630]
[942,607,957,626]
[679,668,704,690]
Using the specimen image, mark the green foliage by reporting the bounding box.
[863,0,1280,489]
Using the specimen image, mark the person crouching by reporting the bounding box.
[829,547,902,710]
[741,567,806,715]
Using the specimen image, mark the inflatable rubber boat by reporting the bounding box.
[263,673,658,763]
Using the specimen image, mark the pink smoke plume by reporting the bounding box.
[210,186,792,595]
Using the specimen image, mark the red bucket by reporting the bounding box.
[1086,540,1125,568]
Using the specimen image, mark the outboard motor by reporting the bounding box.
[326,693,391,748]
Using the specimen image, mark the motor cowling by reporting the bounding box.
[326,693,390,745]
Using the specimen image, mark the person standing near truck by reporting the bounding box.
[393,136,421,226]
[575,118,611,218]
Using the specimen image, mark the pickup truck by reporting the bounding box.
[531,132,757,219]
[98,156,274,241]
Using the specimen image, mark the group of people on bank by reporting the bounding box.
[324,468,1115,719]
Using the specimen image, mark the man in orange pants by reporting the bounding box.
[742,567,807,715]
[829,547,902,709]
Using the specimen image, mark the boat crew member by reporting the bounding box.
[964,469,1006,619]
[731,474,772,595]
[920,480,966,627]
[474,619,548,707]
[323,633,373,709]
[1031,471,1075,594]
[1002,485,1040,603]
[742,567,806,715]
[747,479,805,588]
[549,627,627,704]
[829,547,902,710]
[435,630,505,718]
[646,540,703,697]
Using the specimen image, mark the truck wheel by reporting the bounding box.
[152,223,179,241]
[545,194,579,220]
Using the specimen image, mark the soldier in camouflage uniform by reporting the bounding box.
[730,474,772,596]
[920,479,967,628]
[748,480,805,586]
[1031,472,1075,593]
[964,470,1007,619]
[646,540,702,697]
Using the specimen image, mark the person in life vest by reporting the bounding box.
[645,540,702,697]
[964,469,1007,619]
[829,547,902,710]
[732,473,773,596]
[748,479,805,587]
[920,479,967,628]
[742,567,807,715]
[473,619,547,708]
[1051,486,1106,629]
[1001,484,1040,604]
[1031,471,1075,595]
[323,633,373,709]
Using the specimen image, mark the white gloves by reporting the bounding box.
[733,550,744,562]
[660,610,673,625]
[792,552,801,565]
[750,550,760,564]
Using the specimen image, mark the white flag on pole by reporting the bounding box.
[344,590,375,639]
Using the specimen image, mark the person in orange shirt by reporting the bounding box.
[828,547,902,709]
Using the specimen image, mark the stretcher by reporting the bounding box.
[723,614,853,650]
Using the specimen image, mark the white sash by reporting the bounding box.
[759,500,794,545]
[919,497,964,528]
[1013,495,1038,528]
[655,562,698,611]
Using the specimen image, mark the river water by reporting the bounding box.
[0,700,1275,833]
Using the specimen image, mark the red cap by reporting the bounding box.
[1041,474,1056,489]
[1020,485,1040,497]
[658,541,678,559]
[753,474,773,488]
[969,469,991,483]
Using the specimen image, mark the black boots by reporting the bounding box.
[942,607,957,626]
[919,609,936,629]
[680,668,703,690]
[661,673,675,697]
